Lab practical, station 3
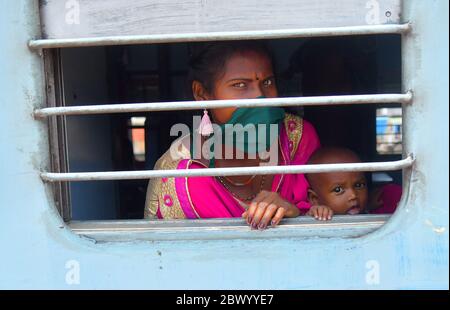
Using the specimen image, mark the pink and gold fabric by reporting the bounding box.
[145,113,320,219]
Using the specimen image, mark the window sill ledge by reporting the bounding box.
[68,214,389,243]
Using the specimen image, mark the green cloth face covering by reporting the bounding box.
[218,106,285,154]
[208,98,285,167]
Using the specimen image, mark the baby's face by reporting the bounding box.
[310,171,368,215]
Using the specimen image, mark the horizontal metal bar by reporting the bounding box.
[29,24,411,49]
[41,155,414,182]
[34,93,413,118]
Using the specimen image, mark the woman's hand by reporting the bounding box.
[307,205,334,221]
[242,190,300,230]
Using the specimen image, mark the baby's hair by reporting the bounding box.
[187,40,274,97]
[306,147,362,187]
[307,147,361,165]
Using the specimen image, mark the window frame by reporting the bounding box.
[44,49,72,221]
[41,44,412,242]
[37,2,413,242]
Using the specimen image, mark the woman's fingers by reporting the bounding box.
[245,204,257,224]
[246,191,269,224]
[271,207,286,227]
[250,200,272,228]
[257,203,278,229]
[245,191,296,229]
[247,191,271,225]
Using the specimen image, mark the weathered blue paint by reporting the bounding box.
[0,0,448,289]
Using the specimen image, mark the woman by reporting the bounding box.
[145,41,320,229]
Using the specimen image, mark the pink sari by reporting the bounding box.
[369,184,403,214]
[145,113,320,219]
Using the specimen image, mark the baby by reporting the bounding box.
[305,147,401,221]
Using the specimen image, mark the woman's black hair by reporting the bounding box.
[187,40,274,98]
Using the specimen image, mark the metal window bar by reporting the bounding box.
[40,155,414,182]
[34,93,413,118]
[29,24,411,50]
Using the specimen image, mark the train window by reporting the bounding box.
[32,0,414,240]
[38,34,407,223]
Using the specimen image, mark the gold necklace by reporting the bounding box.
[222,175,256,187]
[217,174,266,202]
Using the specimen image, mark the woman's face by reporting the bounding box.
[194,50,278,124]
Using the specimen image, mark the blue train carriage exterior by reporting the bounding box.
[0,0,448,289]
